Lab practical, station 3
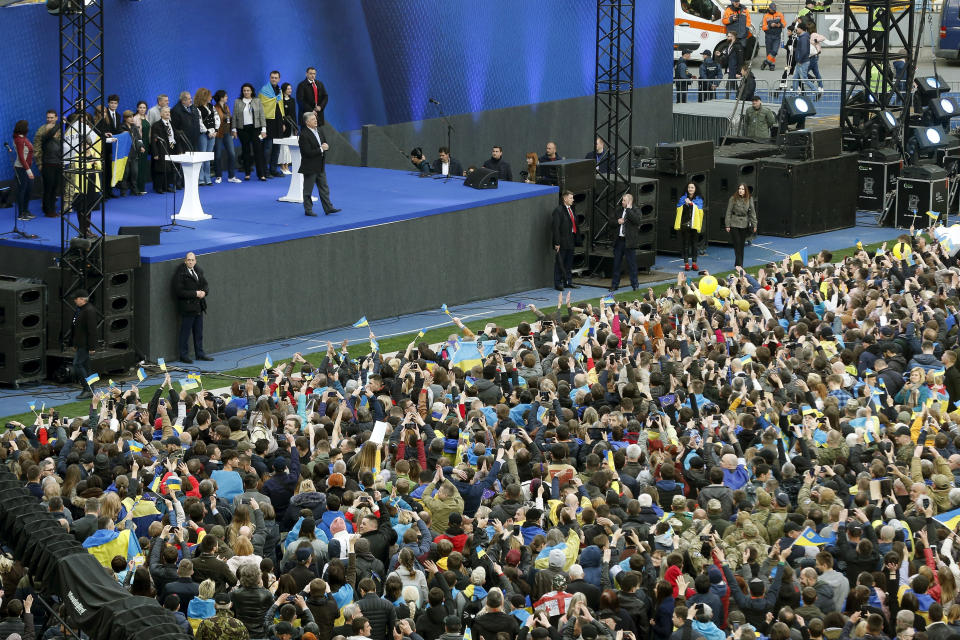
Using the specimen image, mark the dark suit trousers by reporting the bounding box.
[238,125,266,178]
[730,226,748,267]
[611,236,638,289]
[73,348,91,385]
[554,246,574,288]
[179,314,205,359]
[303,172,334,213]
[41,163,61,216]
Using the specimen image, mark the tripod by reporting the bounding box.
[1,142,38,240]
[156,136,193,231]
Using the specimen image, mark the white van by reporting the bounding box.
[675,0,758,62]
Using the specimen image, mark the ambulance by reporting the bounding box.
[675,0,758,62]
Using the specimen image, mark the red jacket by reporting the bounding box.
[14,135,33,170]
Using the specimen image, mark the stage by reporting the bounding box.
[0,165,559,361]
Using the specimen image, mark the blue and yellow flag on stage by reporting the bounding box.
[569,317,592,354]
[353,317,368,328]
[796,526,834,546]
[934,507,960,530]
[790,248,809,265]
[259,82,285,120]
[110,131,132,187]
[82,527,142,568]
[85,373,100,386]
[450,341,484,370]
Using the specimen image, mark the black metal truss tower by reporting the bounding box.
[593,0,635,254]
[57,0,106,347]
[839,0,914,152]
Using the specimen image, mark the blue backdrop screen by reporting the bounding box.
[0,0,671,180]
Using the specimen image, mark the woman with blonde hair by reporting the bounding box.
[193,87,216,186]
[226,536,263,578]
[187,579,216,632]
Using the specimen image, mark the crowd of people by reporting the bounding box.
[0,227,958,640]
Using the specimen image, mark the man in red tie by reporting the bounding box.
[551,190,580,291]
[296,66,329,126]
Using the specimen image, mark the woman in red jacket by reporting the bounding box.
[12,120,35,220]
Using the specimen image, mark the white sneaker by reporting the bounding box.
[215,177,222,184]
[228,177,242,183]
[281,169,292,175]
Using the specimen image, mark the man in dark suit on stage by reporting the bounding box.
[551,190,580,291]
[296,66,329,126]
[298,112,340,217]
[432,146,463,177]
[172,252,211,364]
[150,107,180,193]
[72,289,98,399]
[170,91,200,150]
[609,192,642,292]
[97,94,124,198]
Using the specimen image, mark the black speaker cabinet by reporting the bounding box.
[104,270,134,315]
[0,276,46,386]
[708,158,758,244]
[629,177,658,252]
[463,167,498,190]
[757,153,858,237]
[896,165,949,228]
[783,126,842,161]
[117,225,161,246]
[656,140,715,175]
[103,234,141,271]
[858,148,901,212]
[571,188,594,258]
[539,159,595,193]
[104,313,134,351]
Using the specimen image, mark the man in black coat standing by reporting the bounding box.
[296,67,329,127]
[72,289,98,399]
[551,190,580,292]
[298,112,340,217]
[170,91,200,151]
[610,192,643,291]
[172,252,211,364]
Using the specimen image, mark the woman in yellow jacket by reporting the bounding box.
[674,182,704,271]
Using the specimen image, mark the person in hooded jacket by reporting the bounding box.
[282,479,327,530]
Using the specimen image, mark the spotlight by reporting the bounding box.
[930,96,959,121]
[782,94,817,124]
[876,110,898,134]
[46,0,93,15]
[915,75,951,106]
[911,126,949,152]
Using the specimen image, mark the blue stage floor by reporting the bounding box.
[0,165,558,262]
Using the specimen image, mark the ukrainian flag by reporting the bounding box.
[157,358,166,371]
[127,439,143,453]
[568,317,592,354]
[795,526,834,546]
[417,328,425,339]
[450,341,484,370]
[264,354,273,369]
[369,337,379,352]
[85,373,100,386]
[121,496,162,538]
[181,378,199,391]
[353,317,368,328]
[934,507,960,530]
[790,248,809,264]
[601,295,615,305]
[479,340,498,357]
[441,304,451,315]
[136,367,146,382]
[110,131,132,187]
[82,527,142,567]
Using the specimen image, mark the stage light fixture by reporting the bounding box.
[930,96,959,121]
[876,110,898,133]
[46,0,93,15]
[915,75,951,105]
[782,94,817,124]
[911,126,949,152]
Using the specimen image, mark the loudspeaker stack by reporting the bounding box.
[0,276,46,387]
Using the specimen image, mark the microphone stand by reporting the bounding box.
[157,136,193,231]
[430,99,455,183]
[1,142,38,239]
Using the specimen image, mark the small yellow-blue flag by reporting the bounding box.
[417,328,425,339]
[441,304,451,315]
[353,317,369,328]
[136,368,146,382]
[180,378,199,391]
[85,373,100,386]
[935,506,960,531]
[264,354,273,369]
[157,358,166,371]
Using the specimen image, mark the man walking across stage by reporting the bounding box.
[299,112,340,217]
[71,289,98,400]
[296,66,329,127]
[551,190,580,292]
[173,252,212,364]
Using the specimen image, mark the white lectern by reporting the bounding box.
[169,152,215,221]
[273,136,316,203]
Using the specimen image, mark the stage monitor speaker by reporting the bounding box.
[0,276,45,334]
[783,127,842,160]
[103,313,134,352]
[708,158,758,244]
[539,159,595,193]
[463,167,498,190]
[656,140,715,175]
[757,153,858,237]
[637,250,656,271]
[103,234,141,272]
[896,166,949,227]
[117,225,161,246]
[104,270,134,315]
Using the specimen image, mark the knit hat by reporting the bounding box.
[707,498,721,513]
[329,517,346,535]
[756,488,771,507]
[708,565,723,584]
[505,549,522,566]
[548,549,566,569]
[638,494,653,508]
[776,492,790,507]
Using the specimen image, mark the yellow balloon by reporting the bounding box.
[892,241,912,259]
[698,275,718,296]
[716,286,730,299]
[735,299,751,311]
